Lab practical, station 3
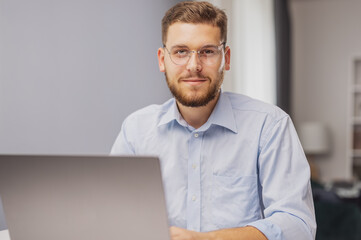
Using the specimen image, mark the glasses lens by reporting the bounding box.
[198,46,221,65]
[169,47,189,65]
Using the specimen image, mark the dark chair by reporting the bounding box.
[312,181,361,240]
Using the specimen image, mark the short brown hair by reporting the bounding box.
[161,1,228,45]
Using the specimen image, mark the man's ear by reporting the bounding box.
[224,46,231,71]
[157,48,165,72]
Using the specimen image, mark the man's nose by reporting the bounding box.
[186,51,202,72]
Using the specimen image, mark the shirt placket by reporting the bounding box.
[186,131,202,231]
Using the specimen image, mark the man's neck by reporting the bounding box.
[177,93,220,129]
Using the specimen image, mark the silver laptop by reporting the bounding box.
[0,196,10,240]
[0,155,170,240]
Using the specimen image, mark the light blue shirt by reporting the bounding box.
[111,91,316,240]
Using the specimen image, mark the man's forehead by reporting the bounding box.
[166,22,221,47]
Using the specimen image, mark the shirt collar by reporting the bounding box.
[206,91,238,133]
[157,98,185,127]
[157,92,238,133]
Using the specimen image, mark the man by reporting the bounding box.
[111,1,316,240]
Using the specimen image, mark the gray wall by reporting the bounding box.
[0,0,180,155]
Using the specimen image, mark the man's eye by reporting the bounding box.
[172,49,189,56]
[200,48,216,55]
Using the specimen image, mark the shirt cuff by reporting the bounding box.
[246,219,283,240]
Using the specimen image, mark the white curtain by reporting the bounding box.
[206,0,276,105]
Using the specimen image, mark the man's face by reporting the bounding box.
[158,23,230,107]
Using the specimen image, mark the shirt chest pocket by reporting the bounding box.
[211,175,261,229]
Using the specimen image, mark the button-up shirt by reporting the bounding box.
[111,91,316,240]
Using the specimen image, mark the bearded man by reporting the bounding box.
[111,2,316,240]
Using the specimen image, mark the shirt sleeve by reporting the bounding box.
[247,116,316,240]
[110,117,136,155]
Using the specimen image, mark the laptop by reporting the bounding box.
[0,197,10,240]
[0,155,170,240]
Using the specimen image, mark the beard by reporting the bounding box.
[165,71,224,107]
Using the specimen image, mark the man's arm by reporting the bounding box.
[245,116,316,239]
[170,226,267,240]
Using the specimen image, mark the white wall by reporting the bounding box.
[0,0,179,155]
[290,0,361,182]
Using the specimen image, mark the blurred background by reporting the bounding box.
[1,0,361,238]
[0,0,176,155]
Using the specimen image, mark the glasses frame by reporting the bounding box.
[163,42,226,66]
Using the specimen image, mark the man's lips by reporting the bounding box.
[181,78,208,86]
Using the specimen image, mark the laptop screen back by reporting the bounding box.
[0,196,11,240]
[0,155,169,240]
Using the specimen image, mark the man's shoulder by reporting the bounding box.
[224,92,288,122]
[124,98,174,124]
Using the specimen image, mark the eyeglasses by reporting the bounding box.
[164,42,226,66]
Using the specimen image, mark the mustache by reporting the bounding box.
[179,74,210,80]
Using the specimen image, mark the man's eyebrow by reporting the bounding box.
[201,44,219,48]
[169,43,219,49]
[169,44,189,49]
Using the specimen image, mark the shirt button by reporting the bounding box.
[192,196,196,201]
[194,133,199,138]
